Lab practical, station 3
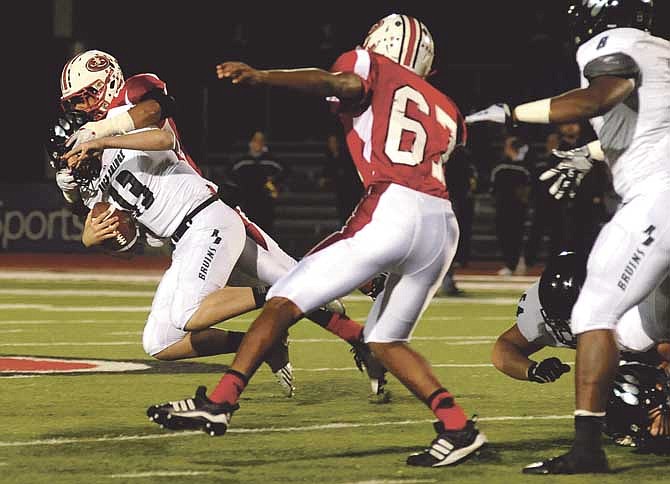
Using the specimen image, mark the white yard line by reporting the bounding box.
[108,471,213,478]
[344,480,436,484]
[0,304,151,312]
[0,414,571,447]
[0,289,154,297]
[0,271,161,283]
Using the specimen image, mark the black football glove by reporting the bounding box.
[528,357,571,384]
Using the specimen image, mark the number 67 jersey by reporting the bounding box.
[84,136,218,239]
[329,48,466,199]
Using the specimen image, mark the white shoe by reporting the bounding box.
[497,267,513,276]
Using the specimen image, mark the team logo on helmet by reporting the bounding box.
[85,54,111,72]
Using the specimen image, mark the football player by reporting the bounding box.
[56,49,390,400]
[150,14,487,468]
[465,0,669,473]
[491,251,669,452]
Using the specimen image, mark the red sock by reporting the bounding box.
[208,371,247,405]
[429,389,467,431]
[325,313,364,344]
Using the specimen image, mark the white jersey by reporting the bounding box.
[516,281,668,353]
[82,141,218,239]
[576,28,670,201]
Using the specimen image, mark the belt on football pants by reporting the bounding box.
[171,195,219,244]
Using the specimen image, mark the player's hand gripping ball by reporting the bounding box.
[91,202,139,252]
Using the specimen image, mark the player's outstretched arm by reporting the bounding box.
[466,76,634,126]
[216,61,364,104]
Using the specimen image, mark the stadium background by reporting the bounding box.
[6,0,670,262]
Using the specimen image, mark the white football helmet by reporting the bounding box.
[362,14,435,78]
[60,50,125,120]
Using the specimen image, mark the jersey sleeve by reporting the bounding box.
[583,53,640,81]
[328,49,374,115]
[516,282,558,347]
[123,74,168,105]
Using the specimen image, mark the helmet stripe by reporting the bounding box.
[398,15,407,64]
[402,16,419,67]
[411,19,424,70]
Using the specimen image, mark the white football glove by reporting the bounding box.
[65,122,99,150]
[465,103,513,125]
[55,169,80,203]
[539,145,594,200]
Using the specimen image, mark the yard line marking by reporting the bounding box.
[0,289,154,297]
[0,271,161,283]
[5,300,514,312]
[108,471,213,478]
[0,361,573,373]
[344,480,436,484]
[0,271,539,284]
[0,341,137,347]
[345,480,436,484]
[0,336,499,348]
[0,304,151,312]
[0,414,572,447]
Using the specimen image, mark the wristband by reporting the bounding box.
[90,111,135,138]
[586,140,605,161]
[513,98,551,124]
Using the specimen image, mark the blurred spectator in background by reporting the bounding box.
[445,145,479,269]
[229,130,284,236]
[491,135,531,276]
[524,123,581,268]
[319,132,363,226]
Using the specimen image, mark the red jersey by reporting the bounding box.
[330,49,466,199]
[108,73,201,175]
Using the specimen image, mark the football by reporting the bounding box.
[90,201,139,252]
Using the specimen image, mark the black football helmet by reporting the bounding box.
[567,0,655,46]
[538,251,587,348]
[605,362,670,454]
[46,110,100,184]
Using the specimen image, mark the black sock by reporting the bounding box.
[305,307,332,328]
[252,286,269,308]
[572,415,603,455]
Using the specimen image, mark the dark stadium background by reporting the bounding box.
[24,1,666,178]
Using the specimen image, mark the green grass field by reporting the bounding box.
[1,272,668,483]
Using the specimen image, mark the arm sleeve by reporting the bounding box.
[328,49,374,115]
[583,53,640,82]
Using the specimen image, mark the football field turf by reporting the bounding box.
[1,272,668,483]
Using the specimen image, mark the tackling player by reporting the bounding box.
[492,251,669,453]
[466,0,669,473]
[51,50,390,400]
[150,14,487,468]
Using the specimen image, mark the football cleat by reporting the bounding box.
[273,362,296,398]
[406,419,487,467]
[324,298,346,316]
[263,333,295,397]
[350,338,391,403]
[147,386,239,436]
[522,449,609,474]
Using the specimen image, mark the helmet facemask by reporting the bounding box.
[60,50,125,121]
